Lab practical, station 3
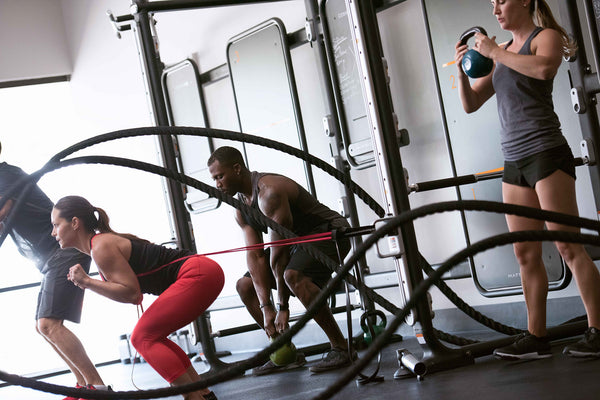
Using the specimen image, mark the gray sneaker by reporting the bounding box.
[309,348,358,373]
[251,352,307,376]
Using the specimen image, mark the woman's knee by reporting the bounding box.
[130,327,152,352]
[555,241,586,266]
[513,242,542,268]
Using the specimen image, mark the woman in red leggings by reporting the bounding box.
[51,195,224,400]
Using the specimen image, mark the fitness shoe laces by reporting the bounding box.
[563,327,600,358]
[493,332,552,360]
[309,347,358,373]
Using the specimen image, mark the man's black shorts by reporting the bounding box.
[242,235,351,289]
[36,247,91,323]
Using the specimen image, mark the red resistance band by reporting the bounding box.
[136,231,333,278]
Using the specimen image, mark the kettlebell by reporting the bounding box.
[360,310,387,345]
[269,339,297,366]
[459,26,493,78]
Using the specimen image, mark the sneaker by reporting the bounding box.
[309,348,358,373]
[252,352,307,376]
[493,332,552,360]
[563,327,600,358]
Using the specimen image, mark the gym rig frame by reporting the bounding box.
[111,0,600,380]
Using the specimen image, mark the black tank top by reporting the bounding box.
[128,239,194,295]
[238,172,349,235]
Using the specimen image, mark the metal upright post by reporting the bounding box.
[131,0,228,372]
[305,0,374,313]
[344,0,473,374]
[559,0,600,214]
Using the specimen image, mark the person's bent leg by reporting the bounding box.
[37,249,105,389]
[284,269,355,372]
[37,318,104,386]
[236,275,264,329]
[131,257,224,398]
[284,270,346,349]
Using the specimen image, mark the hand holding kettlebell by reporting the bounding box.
[457,26,494,79]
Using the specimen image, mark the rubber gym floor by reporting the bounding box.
[1,330,598,400]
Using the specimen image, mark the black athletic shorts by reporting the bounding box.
[502,143,576,188]
[243,228,351,289]
[36,247,91,323]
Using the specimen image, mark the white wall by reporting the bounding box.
[0,0,72,82]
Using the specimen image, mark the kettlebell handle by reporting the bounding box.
[459,26,488,46]
[360,309,387,332]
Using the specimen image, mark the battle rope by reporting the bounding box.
[1,207,597,399]
[0,127,573,344]
[0,129,597,397]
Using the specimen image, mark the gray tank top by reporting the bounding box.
[492,27,566,161]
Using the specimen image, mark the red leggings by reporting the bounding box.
[130,256,224,383]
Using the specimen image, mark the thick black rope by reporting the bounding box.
[420,254,524,338]
[0,127,586,345]
[48,126,386,218]
[40,126,598,343]
[2,156,597,399]
[37,126,562,343]
[312,227,600,399]
[1,129,598,397]
[0,157,360,397]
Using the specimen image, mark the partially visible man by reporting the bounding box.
[208,146,355,375]
[0,142,108,399]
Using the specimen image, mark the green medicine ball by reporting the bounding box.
[269,341,297,366]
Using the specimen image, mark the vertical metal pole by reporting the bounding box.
[305,0,374,314]
[344,0,419,325]
[560,0,600,215]
[342,2,475,371]
[132,0,227,371]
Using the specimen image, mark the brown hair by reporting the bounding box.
[54,195,147,242]
[531,0,577,58]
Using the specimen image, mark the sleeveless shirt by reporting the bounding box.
[238,172,349,235]
[128,239,193,295]
[492,27,566,161]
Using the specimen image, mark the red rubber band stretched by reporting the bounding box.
[136,231,333,278]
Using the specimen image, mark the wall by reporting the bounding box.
[0,0,72,82]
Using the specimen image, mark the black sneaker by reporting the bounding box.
[563,327,600,358]
[493,332,552,360]
[309,348,358,373]
[251,352,307,376]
